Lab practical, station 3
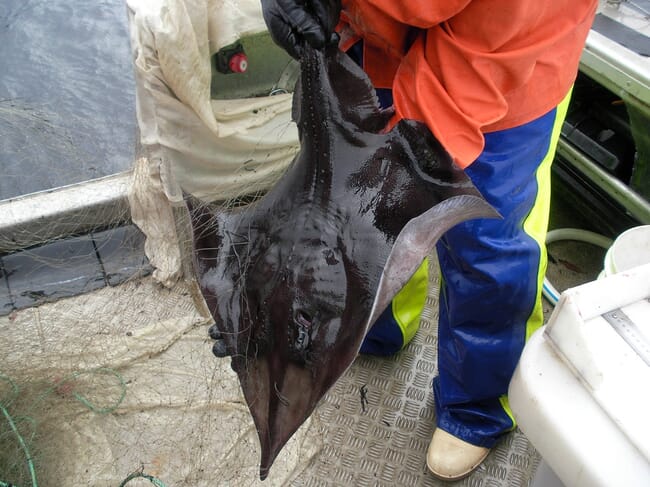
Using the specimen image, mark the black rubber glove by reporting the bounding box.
[261,0,341,59]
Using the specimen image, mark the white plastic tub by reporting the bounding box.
[509,263,650,487]
[602,225,650,277]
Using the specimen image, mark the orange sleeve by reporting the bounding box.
[391,35,491,169]
[341,1,598,168]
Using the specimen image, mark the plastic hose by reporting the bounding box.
[1,375,37,487]
[118,471,168,487]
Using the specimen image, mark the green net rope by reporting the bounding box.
[0,369,166,487]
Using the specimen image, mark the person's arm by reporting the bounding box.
[368,1,598,168]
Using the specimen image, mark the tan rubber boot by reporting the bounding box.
[426,428,490,481]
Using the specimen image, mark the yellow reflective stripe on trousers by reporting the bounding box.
[499,394,517,432]
[522,88,573,342]
[392,258,429,347]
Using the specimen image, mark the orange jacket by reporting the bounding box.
[338,1,598,168]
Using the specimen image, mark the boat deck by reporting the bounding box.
[0,191,605,486]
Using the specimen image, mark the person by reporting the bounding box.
[261,0,598,481]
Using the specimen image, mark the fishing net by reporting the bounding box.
[0,276,322,487]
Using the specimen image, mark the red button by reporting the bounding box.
[229,53,248,73]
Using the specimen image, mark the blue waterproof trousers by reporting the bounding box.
[363,89,572,447]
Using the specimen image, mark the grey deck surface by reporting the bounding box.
[293,257,541,487]
[0,225,150,315]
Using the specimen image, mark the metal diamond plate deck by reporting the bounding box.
[293,255,541,486]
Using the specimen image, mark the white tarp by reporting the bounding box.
[127,0,298,203]
[126,0,299,285]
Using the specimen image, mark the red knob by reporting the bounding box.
[229,53,248,73]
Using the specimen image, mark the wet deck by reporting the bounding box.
[0,188,608,486]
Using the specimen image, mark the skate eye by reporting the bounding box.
[294,309,314,352]
[295,310,312,328]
